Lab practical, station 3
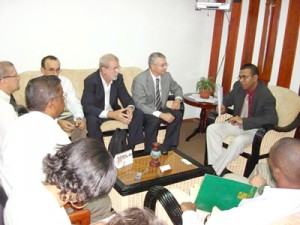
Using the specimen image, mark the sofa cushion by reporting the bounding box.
[14,67,143,107]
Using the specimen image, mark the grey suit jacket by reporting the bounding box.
[132,69,183,114]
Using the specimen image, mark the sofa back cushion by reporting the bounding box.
[14,67,142,106]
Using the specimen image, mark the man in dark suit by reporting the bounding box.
[132,52,183,153]
[81,54,144,149]
[206,63,278,175]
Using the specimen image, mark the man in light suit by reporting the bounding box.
[132,52,183,153]
[81,53,144,149]
[206,63,278,176]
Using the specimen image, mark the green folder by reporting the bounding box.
[195,174,257,212]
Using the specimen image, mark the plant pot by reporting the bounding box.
[199,89,211,99]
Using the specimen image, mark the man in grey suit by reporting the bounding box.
[206,63,278,176]
[132,52,183,153]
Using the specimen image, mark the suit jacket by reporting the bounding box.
[81,70,134,117]
[131,69,183,115]
[223,80,278,130]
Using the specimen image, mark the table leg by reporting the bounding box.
[185,108,207,142]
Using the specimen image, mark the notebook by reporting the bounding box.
[195,174,257,212]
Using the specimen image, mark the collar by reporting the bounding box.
[99,72,112,86]
[0,89,11,103]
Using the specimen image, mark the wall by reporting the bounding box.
[0,0,299,119]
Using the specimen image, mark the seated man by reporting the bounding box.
[41,55,86,141]
[206,63,278,175]
[0,76,113,223]
[131,52,183,153]
[180,138,300,225]
[0,61,20,147]
[81,53,144,149]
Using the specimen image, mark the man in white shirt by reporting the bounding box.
[0,75,113,223]
[41,55,86,141]
[180,137,300,225]
[0,61,20,147]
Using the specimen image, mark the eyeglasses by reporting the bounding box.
[155,63,169,68]
[105,66,121,71]
[50,93,67,100]
[0,74,19,80]
[238,75,252,80]
[47,68,61,73]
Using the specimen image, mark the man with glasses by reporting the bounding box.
[81,53,144,150]
[41,55,86,141]
[0,61,20,147]
[0,76,114,223]
[206,63,278,176]
[132,52,183,153]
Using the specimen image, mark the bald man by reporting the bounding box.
[181,138,300,225]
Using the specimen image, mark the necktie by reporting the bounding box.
[240,94,249,118]
[155,78,162,110]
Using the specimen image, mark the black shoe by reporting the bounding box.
[159,144,169,155]
[220,168,231,177]
[205,165,217,175]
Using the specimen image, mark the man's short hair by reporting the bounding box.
[41,55,59,68]
[25,75,61,111]
[0,61,14,79]
[99,54,119,70]
[240,63,259,76]
[148,52,166,67]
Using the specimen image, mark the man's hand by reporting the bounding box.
[249,175,267,187]
[125,106,134,121]
[108,108,132,124]
[227,116,243,126]
[216,104,226,114]
[180,202,197,212]
[171,99,181,110]
[57,119,75,133]
[159,112,175,123]
[75,118,86,130]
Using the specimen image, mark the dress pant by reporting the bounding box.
[86,109,144,149]
[143,107,183,152]
[206,122,257,175]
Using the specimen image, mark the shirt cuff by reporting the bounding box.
[153,111,161,118]
[182,211,202,225]
[99,110,111,118]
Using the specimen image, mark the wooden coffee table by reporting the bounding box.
[109,149,206,211]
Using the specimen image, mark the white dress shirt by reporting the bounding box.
[182,187,300,225]
[0,111,70,197]
[58,75,84,120]
[0,90,17,147]
[4,181,71,225]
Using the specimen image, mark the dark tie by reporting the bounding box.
[155,78,162,110]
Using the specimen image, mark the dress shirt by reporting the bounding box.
[4,181,71,225]
[0,111,70,196]
[99,73,113,118]
[0,90,17,146]
[182,187,300,225]
[58,75,84,120]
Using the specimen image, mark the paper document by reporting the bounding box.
[189,94,217,104]
[217,86,223,115]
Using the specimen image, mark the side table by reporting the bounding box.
[183,93,217,142]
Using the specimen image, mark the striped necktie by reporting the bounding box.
[155,78,162,110]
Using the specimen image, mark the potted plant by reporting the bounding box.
[196,77,215,99]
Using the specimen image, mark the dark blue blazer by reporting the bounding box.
[81,70,134,117]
